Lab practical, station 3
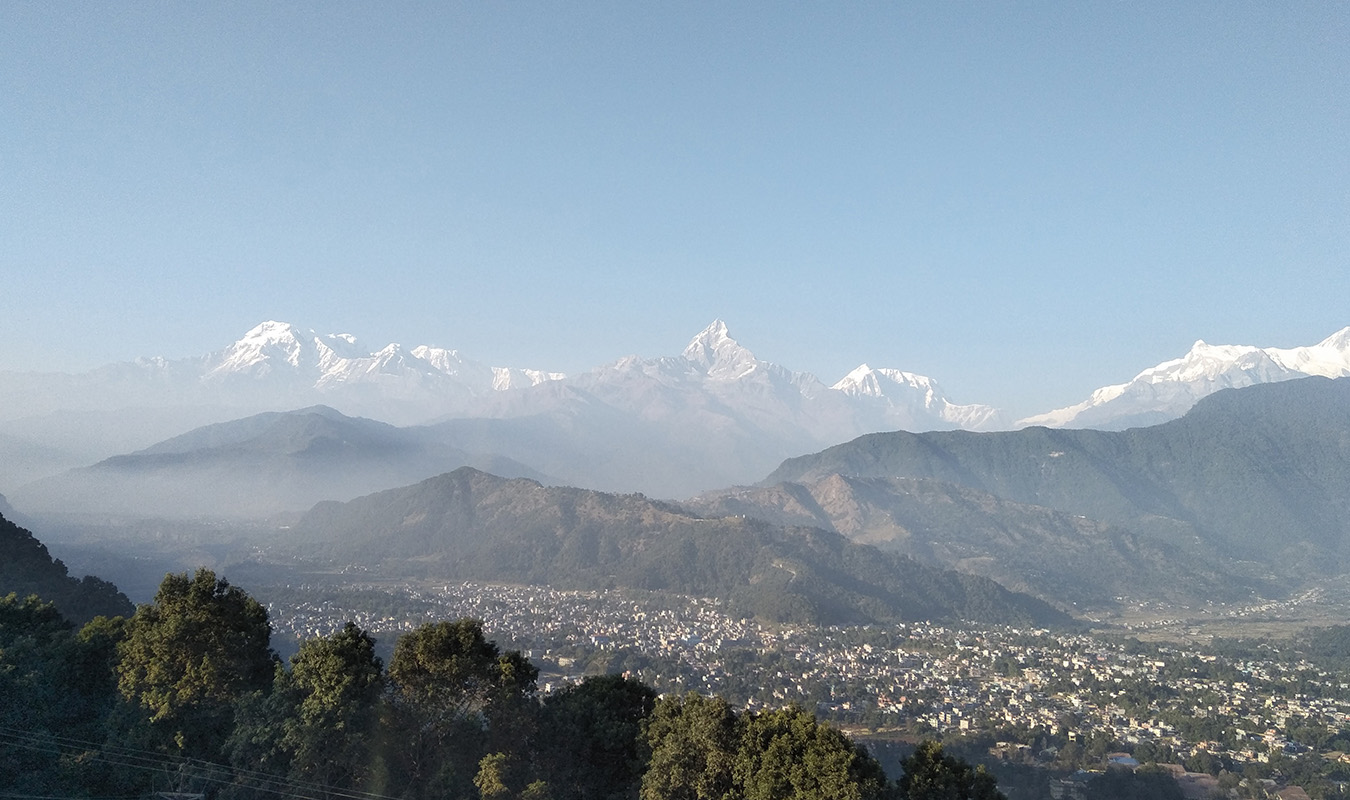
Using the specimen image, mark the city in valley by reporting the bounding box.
[265,578,1350,800]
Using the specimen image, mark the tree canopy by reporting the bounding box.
[2,569,1005,800]
[642,693,895,800]
[115,568,277,758]
[897,740,1005,800]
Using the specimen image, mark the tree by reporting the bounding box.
[898,740,1005,800]
[389,618,534,718]
[385,619,537,800]
[279,622,384,793]
[641,692,741,800]
[475,752,515,800]
[538,674,657,800]
[0,595,82,791]
[734,705,893,800]
[116,569,276,760]
[0,596,145,797]
[642,695,896,800]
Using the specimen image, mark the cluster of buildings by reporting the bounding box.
[265,580,1350,797]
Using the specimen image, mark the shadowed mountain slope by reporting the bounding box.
[0,509,133,623]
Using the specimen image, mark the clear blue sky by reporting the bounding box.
[3,2,1346,418]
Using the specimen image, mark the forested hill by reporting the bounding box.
[763,377,1350,574]
[0,510,133,623]
[290,468,1072,628]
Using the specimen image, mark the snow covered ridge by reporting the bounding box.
[563,320,1007,434]
[1018,327,1350,430]
[199,321,563,393]
[832,364,1007,430]
[8,319,1346,435]
[114,319,996,431]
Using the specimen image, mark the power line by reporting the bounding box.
[0,725,403,800]
[0,793,145,800]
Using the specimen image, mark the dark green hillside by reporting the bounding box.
[0,511,132,623]
[291,468,1072,628]
[764,377,1350,574]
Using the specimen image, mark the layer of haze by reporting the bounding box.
[2,3,1347,419]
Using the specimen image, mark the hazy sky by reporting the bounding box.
[3,2,1347,418]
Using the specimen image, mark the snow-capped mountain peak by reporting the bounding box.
[193,321,570,408]
[491,366,567,391]
[206,321,314,377]
[1018,327,1350,430]
[834,363,876,392]
[681,319,759,380]
[1279,327,1350,374]
[1317,326,1350,351]
[832,364,938,398]
[831,363,1005,431]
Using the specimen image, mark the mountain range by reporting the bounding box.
[284,467,1071,628]
[8,376,1349,624]
[1021,328,1350,429]
[761,376,1350,586]
[3,321,1348,498]
[684,474,1239,609]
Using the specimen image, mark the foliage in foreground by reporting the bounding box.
[0,568,1005,800]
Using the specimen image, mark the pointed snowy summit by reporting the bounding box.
[681,319,759,380]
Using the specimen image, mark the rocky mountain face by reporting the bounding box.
[285,467,1072,628]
